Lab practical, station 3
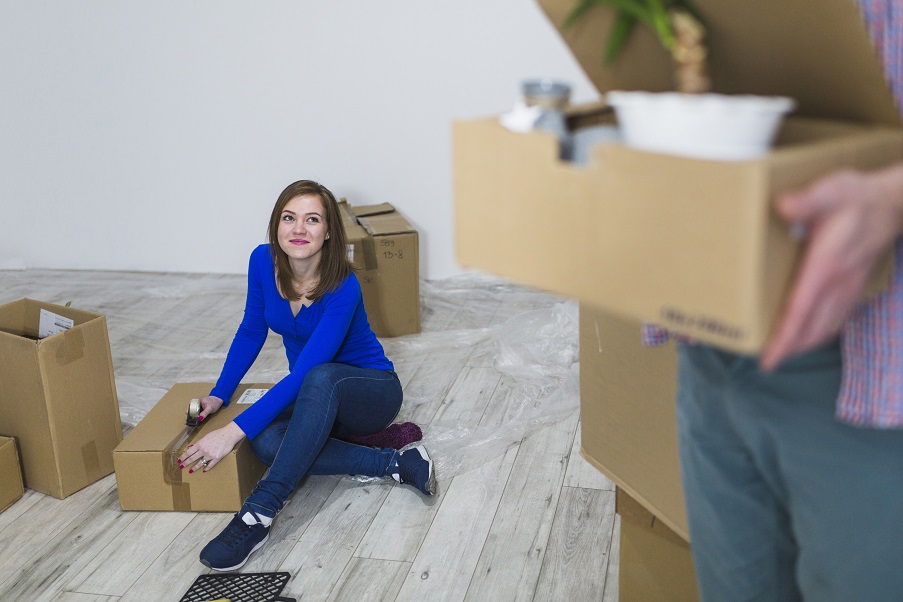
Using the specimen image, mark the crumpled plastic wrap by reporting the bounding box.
[362,278,580,481]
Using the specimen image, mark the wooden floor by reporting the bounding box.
[0,269,619,601]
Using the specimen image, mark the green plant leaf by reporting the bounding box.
[643,0,675,48]
[567,0,655,28]
[604,11,638,63]
[603,0,654,27]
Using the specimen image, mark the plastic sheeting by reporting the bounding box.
[378,282,579,480]
[1,269,580,481]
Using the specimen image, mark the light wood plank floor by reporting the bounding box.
[0,269,619,601]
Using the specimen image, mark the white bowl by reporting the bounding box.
[606,91,796,161]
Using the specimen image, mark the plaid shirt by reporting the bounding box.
[645,0,903,428]
[838,0,903,427]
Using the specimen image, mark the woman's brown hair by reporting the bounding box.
[267,180,352,302]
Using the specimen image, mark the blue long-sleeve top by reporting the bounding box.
[210,244,393,439]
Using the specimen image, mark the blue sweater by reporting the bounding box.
[211,244,393,439]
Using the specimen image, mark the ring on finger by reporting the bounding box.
[201,459,210,467]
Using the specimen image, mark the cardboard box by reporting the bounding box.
[617,487,698,602]
[454,0,902,353]
[0,436,24,512]
[113,383,268,512]
[339,200,420,338]
[579,304,687,539]
[0,298,123,499]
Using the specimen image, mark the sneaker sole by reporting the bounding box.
[200,533,269,572]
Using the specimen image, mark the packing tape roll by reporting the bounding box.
[188,399,202,420]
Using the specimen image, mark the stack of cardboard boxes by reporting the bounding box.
[339,199,421,338]
[580,306,697,598]
[454,0,900,598]
[0,299,123,505]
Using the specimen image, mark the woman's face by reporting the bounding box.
[277,194,328,269]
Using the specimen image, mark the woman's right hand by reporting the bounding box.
[196,395,224,422]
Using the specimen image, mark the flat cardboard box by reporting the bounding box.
[0,436,25,512]
[454,0,902,353]
[617,487,698,602]
[113,383,268,512]
[339,200,420,338]
[0,298,123,499]
[580,304,687,539]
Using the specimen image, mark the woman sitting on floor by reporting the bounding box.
[177,179,435,571]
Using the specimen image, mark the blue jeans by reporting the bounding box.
[243,363,402,518]
[677,340,903,602]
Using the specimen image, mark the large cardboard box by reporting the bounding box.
[0,299,123,499]
[617,487,698,601]
[0,436,25,512]
[113,383,268,512]
[580,304,687,538]
[455,0,902,353]
[339,200,420,338]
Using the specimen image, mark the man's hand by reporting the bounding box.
[761,164,903,372]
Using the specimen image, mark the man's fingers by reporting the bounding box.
[761,244,830,371]
[776,171,855,223]
[762,265,848,372]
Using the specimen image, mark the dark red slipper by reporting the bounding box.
[343,422,423,450]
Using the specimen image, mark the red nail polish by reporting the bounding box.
[189,469,194,474]
[199,415,204,421]
[179,465,184,469]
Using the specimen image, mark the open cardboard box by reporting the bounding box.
[454,0,902,353]
[0,299,123,499]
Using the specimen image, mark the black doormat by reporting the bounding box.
[179,571,294,602]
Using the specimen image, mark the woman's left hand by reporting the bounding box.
[178,422,247,473]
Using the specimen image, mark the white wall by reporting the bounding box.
[0,1,598,279]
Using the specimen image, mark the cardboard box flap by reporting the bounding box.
[538,0,900,127]
[352,203,396,218]
[338,200,356,221]
[358,213,416,236]
[0,299,101,339]
[344,221,369,243]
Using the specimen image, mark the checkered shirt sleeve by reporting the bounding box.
[837,0,903,427]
